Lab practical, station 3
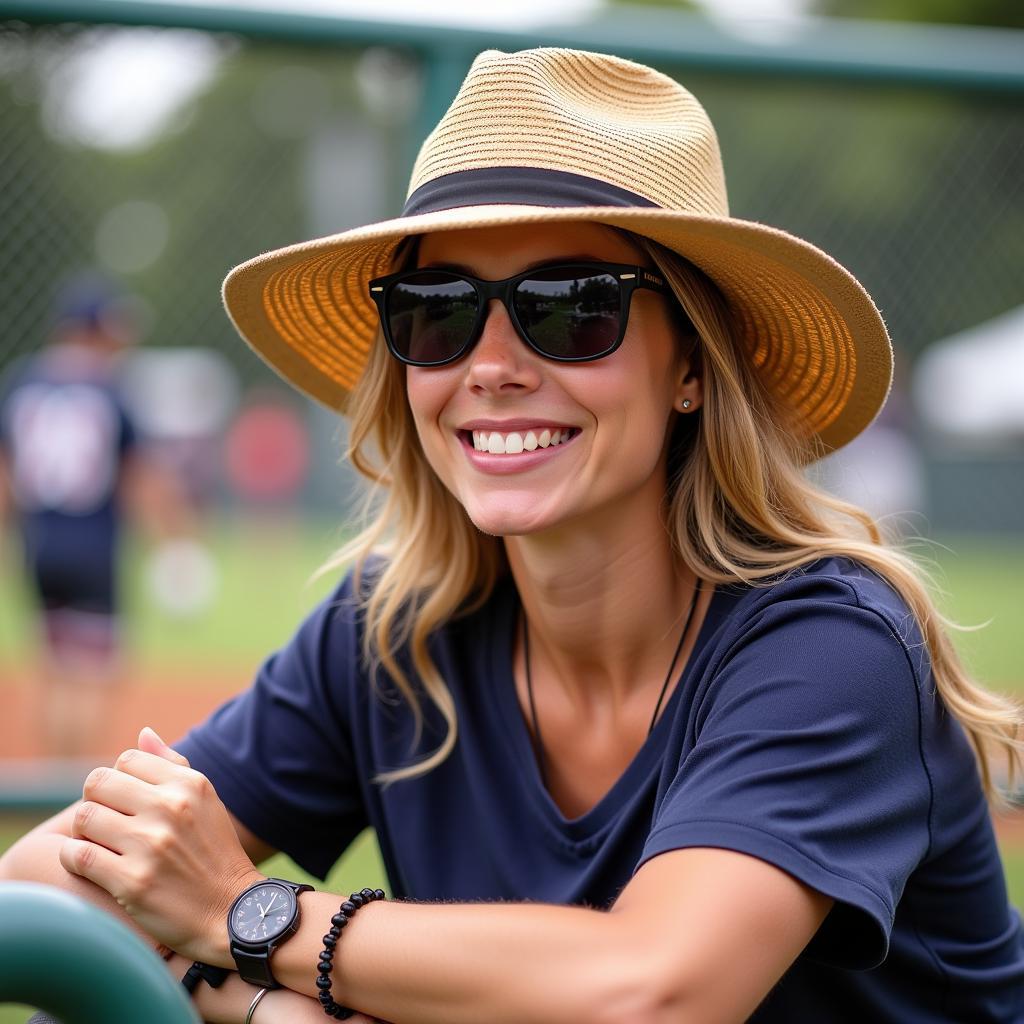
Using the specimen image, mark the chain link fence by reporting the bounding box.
[0,14,1022,527]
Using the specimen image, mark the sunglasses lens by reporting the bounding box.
[387,272,478,364]
[514,266,622,359]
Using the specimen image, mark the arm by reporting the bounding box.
[119,450,197,542]
[270,846,829,1024]
[0,450,11,559]
[57,735,830,1024]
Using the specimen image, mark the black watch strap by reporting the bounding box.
[230,947,278,989]
[182,960,230,996]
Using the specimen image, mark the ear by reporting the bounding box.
[673,361,703,414]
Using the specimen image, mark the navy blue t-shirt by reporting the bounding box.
[179,557,1024,1021]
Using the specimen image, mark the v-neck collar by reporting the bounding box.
[490,576,731,846]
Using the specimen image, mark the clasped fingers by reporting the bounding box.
[67,796,181,893]
[84,750,213,825]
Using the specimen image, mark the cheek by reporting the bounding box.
[598,336,680,437]
[405,368,457,475]
[405,367,447,431]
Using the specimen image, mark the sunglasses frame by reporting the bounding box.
[368,261,675,368]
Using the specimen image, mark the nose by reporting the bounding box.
[463,298,542,396]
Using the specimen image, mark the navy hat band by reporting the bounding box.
[401,166,661,218]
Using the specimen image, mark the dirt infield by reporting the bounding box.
[2,661,1023,847]
[0,664,248,761]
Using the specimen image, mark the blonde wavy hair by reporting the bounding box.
[323,229,1023,799]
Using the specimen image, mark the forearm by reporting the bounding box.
[264,894,648,1024]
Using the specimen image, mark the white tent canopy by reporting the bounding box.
[912,304,1024,444]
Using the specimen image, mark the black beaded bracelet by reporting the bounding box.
[316,887,387,1019]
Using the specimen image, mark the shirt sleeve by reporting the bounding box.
[639,576,934,970]
[176,576,369,879]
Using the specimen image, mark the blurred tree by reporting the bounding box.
[607,0,698,8]
[0,26,98,366]
[815,0,1024,29]
[607,0,1023,29]
[0,27,379,384]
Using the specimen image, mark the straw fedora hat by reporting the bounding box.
[223,46,892,453]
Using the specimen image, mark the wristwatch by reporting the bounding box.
[228,877,314,988]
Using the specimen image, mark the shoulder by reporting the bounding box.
[717,556,924,658]
[290,561,377,648]
[185,565,379,742]
[729,554,906,607]
[244,564,373,698]
[285,555,494,671]
[694,556,931,733]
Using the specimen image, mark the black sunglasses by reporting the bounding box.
[368,261,675,367]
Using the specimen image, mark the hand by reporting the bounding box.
[59,726,262,965]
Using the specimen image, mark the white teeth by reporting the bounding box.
[469,428,574,454]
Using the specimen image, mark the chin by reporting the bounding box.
[462,495,562,538]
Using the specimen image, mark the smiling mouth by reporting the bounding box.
[461,428,580,454]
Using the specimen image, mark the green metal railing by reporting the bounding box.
[0,762,92,814]
[5,0,1024,88]
[0,882,199,1023]
[2,0,1023,154]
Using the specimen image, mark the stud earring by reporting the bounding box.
[681,399,692,410]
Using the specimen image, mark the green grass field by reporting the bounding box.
[0,518,346,674]
[915,535,1024,692]
[1,522,1022,687]
[0,523,1021,1021]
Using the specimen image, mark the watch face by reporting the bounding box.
[232,882,297,944]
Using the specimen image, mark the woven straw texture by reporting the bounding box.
[222,47,892,454]
[408,49,727,216]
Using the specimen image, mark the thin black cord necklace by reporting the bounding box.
[523,580,701,789]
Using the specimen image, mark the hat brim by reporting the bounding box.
[222,204,892,454]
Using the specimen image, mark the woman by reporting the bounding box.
[3,47,1023,1024]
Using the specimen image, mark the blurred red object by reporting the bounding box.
[223,397,310,502]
